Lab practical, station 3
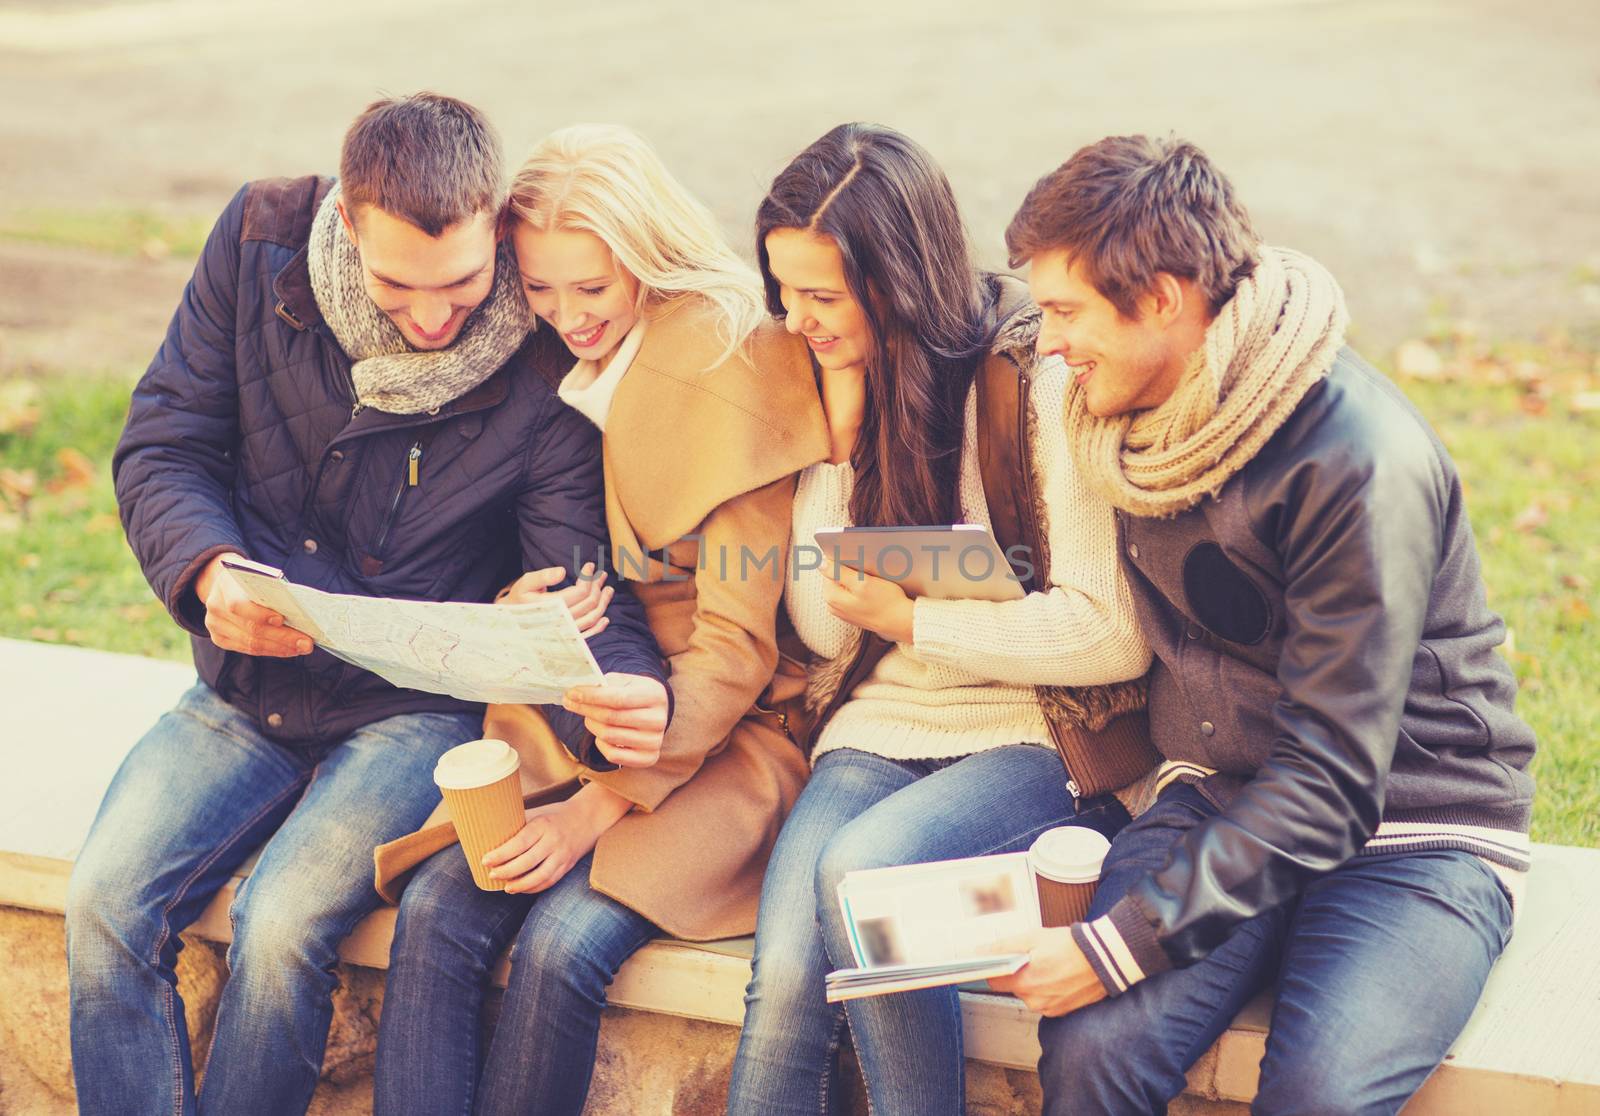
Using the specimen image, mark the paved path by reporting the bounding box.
[2,0,1598,376]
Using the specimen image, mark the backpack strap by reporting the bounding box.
[975,350,1044,593]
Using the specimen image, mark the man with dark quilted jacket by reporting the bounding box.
[65,93,670,1116]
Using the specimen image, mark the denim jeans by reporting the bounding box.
[726,744,1129,1116]
[1037,784,1515,1116]
[64,681,480,1116]
[373,843,658,1116]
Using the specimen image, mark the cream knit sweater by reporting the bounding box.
[787,355,1152,763]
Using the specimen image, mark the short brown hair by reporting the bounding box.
[1006,135,1259,317]
[339,92,504,236]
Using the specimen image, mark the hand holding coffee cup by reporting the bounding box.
[434,739,525,891]
[1029,826,1112,927]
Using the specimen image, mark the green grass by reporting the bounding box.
[0,208,211,258]
[1403,373,1600,848]
[1,356,1596,844]
[0,376,188,661]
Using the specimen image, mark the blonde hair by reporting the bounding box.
[507,124,766,364]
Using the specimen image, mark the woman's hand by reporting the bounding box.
[563,672,671,768]
[496,562,614,638]
[482,783,633,894]
[822,568,915,644]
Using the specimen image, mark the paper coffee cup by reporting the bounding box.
[1030,826,1111,927]
[434,738,524,892]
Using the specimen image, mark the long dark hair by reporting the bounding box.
[757,123,993,528]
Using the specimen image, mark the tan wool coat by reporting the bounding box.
[374,298,830,940]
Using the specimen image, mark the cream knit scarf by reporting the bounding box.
[307,186,530,415]
[1066,246,1349,518]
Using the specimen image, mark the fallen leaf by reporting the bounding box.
[18,552,40,569]
[1512,360,1545,385]
[28,627,60,643]
[16,604,38,620]
[1519,393,1549,417]
[47,447,97,494]
[1562,573,1592,592]
[1507,648,1542,678]
[0,381,42,436]
[0,468,37,506]
[1562,596,1593,623]
[1396,340,1445,379]
[1510,503,1548,533]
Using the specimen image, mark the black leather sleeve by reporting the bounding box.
[1103,406,1449,979]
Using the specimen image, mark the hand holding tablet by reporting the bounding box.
[811,525,1028,603]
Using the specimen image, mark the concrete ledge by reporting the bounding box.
[4,638,1599,1115]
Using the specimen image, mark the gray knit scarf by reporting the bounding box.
[307,186,530,415]
[1065,246,1349,518]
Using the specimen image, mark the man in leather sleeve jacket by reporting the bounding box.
[991,135,1535,1116]
[65,94,670,1116]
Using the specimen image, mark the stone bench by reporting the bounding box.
[2,637,1598,1115]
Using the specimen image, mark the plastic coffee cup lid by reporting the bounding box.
[1030,826,1111,884]
[433,738,520,790]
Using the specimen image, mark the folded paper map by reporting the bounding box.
[222,557,603,704]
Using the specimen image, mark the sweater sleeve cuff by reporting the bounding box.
[1070,896,1171,997]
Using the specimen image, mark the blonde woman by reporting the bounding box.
[371,125,829,1116]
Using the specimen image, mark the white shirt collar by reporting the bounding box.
[556,317,649,431]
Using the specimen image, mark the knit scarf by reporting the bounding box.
[1065,246,1349,518]
[307,186,530,415]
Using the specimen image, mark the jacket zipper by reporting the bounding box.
[371,442,422,561]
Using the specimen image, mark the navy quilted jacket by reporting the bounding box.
[113,176,667,744]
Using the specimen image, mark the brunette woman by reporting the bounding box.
[724,123,1152,1116]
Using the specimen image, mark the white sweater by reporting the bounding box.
[787,355,1152,763]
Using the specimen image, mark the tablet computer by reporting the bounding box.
[811,525,1027,602]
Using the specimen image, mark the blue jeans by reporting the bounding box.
[1037,784,1515,1116]
[64,681,479,1116]
[726,744,1129,1116]
[373,843,658,1116]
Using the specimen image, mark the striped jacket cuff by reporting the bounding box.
[1070,896,1171,997]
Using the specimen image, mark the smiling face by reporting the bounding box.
[763,228,873,373]
[340,202,498,351]
[1028,247,1186,417]
[511,224,639,363]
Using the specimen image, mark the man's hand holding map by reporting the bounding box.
[221,557,603,704]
